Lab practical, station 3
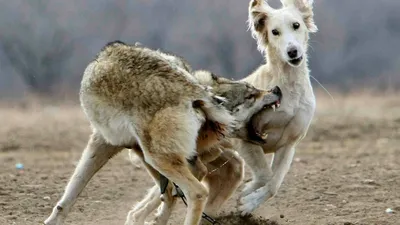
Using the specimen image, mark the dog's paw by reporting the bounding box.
[238,184,276,216]
[125,211,146,225]
[145,219,168,225]
[241,179,266,197]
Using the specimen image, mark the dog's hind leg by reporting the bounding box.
[149,183,177,225]
[126,147,163,225]
[44,131,123,225]
[125,185,162,225]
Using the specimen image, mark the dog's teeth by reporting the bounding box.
[272,105,276,111]
[262,133,268,139]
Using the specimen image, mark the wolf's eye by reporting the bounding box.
[245,94,256,100]
[272,29,280,36]
[293,22,300,30]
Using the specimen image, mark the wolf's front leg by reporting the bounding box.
[238,145,295,215]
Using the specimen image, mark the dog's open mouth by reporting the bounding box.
[289,56,303,66]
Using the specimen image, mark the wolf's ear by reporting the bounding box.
[281,0,318,33]
[248,0,273,50]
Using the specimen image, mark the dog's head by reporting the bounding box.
[248,0,317,67]
[194,70,282,143]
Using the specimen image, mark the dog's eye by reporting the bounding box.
[293,22,300,30]
[271,29,280,36]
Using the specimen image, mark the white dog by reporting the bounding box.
[237,0,318,215]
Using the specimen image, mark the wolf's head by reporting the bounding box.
[194,70,282,143]
[248,0,317,67]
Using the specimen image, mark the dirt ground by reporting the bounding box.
[1,92,400,225]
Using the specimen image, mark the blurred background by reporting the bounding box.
[1,1,400,224]
[0,0,399,99]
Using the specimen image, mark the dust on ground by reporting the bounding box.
[1,93,400,225]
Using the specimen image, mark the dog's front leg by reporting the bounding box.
[236,140,273,197]
[238,144,295,215]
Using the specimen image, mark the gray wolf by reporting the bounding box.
[237,0,318,215]
[125,69,281,225]
[44,41,282,225]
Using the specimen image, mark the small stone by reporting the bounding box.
[326,204,337,209]
[43,196,51,200]
[385,208,395,214]
[15,163,24,170]
[280,214,284,218]
[323,192,338,196]
[307,195,320,201]
[362,179,380,186]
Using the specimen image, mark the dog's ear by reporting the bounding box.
[248,0,273,51]
[248,0,268,32]
[281,0,318,33]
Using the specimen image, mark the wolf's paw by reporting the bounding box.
[44,216,64,225]
[44,207,66,225]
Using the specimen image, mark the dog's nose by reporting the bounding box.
[271,86,282,98]
[287,47,298,59]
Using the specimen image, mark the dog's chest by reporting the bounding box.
[253,91,315,152]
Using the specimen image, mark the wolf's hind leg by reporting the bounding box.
[44,131,123,225]
[142,107,208,225]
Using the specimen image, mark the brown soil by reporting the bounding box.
[1,93,400,225]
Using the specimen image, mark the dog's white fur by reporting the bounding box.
[236,0,317,214]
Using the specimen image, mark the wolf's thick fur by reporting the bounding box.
[44,41,281,225]
[236,0,318,214]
